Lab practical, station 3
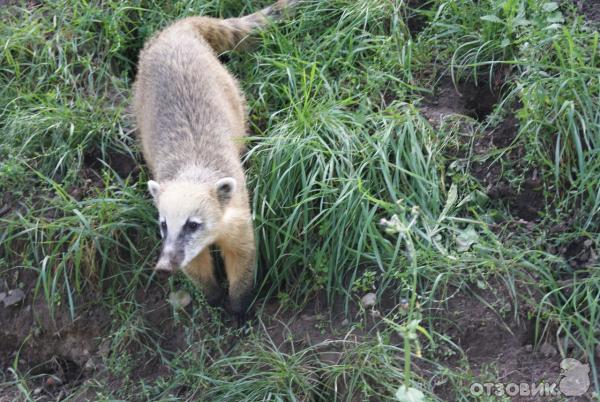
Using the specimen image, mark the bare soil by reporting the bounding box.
[0,274,371,400]
[420,75,597,400]
[434,285,556,401]
[3,269,594,400]
[0,272,109,397]
[422,76,546,221]
[574,0,600,23]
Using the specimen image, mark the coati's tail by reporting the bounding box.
[187,0,298,54]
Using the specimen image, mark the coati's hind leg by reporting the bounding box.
[183,248,224,307]
[217,221,256,321]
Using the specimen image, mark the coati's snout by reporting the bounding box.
[155,242,184,272]
[147,177,237,272]
[154,225,199,273]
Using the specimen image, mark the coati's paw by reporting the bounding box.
[237,315,254,334]
[228,309,254,333]
[227,292,254,321]
[223,298,253,326]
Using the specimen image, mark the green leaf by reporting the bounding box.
[396,385,426,402]
[542,2,559,12]
[440,183,458,220]
[480,15,503,24]
[546,12,564,24]
[455,225,479,252]
[513,17,531,26]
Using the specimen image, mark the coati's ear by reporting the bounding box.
[215,177,236,205]
[147,180,161,201]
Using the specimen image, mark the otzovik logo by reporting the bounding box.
[558,358,590,397]
[469,358,591,398]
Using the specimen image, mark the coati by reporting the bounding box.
[133,1,295,319]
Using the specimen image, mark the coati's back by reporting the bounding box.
[133,18,248,183]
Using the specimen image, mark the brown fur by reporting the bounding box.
[132,1,296,318]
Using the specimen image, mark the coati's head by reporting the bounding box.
[147,178,236,272]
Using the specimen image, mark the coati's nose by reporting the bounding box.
[155,255,174,273]
[155,244,182,272]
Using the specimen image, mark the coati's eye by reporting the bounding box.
[185,221,201,232]
[160,221,167,231]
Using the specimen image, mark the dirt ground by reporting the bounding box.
[421,72,547,224]
[434,284,571,401]
[573,0,600,23]
[2,273,594,400]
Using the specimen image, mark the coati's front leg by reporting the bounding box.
[183,248,224,307]
[218,220,256,321]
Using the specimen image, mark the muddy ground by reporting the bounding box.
[1,272,594,400]
[573,0,600,23]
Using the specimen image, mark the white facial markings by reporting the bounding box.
[154,182,223,271]
[158,213,210,270]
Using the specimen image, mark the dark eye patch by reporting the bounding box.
[184,220,202,233]
[160,221,167,237]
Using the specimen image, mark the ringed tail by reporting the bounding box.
[187,0,299,54]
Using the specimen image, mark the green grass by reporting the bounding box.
[1,0,599,400]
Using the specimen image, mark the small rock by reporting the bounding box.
[45,376,62,386]
[361,293,377,308]
[168,290,192,309]
[84,358,96,372]
[539,342,557,357]
[341,318,349,326]
[1,289,25,307]
[33,388,42,396]
[523,344,533,353]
